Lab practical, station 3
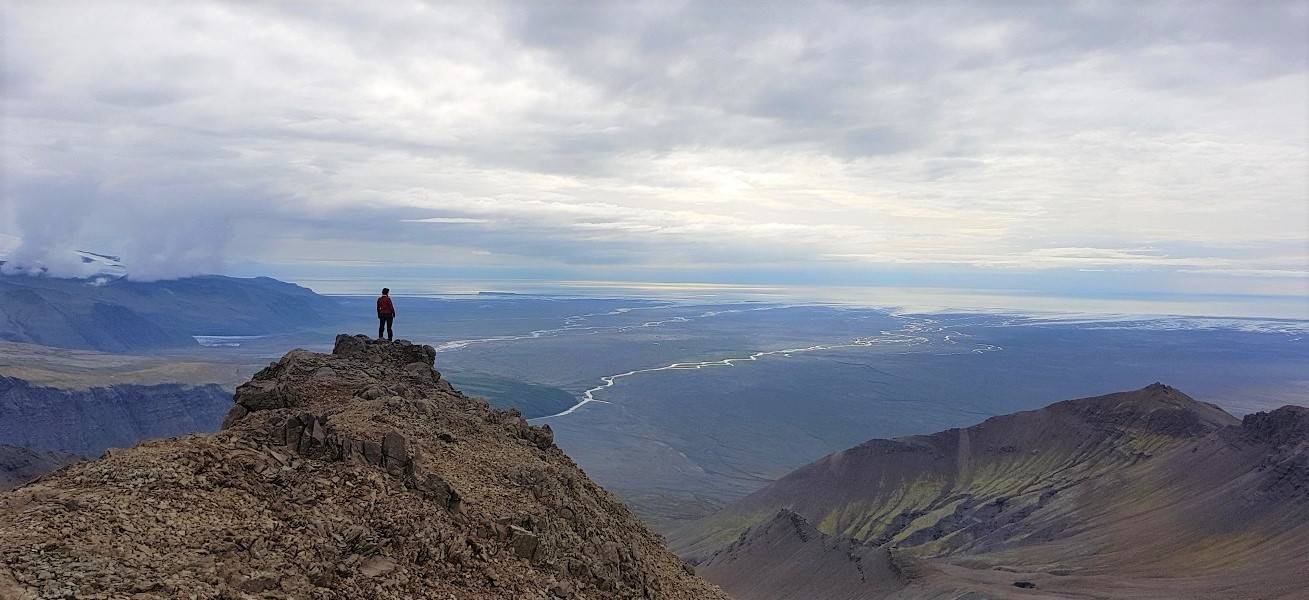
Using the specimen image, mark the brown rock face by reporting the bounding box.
[0,334,728,600]
[1240,405,1309,447]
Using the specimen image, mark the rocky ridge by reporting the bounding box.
[0,335,727,600]
[680,384,1309,599]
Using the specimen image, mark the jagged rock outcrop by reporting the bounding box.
[677,384,1309,600]
[1239,404,1309,447]
[0,334,727,600]
[1235,405,1309,502]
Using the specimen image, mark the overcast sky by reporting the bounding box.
[2,1,1306,304]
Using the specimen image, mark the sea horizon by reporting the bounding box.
[281,276,1309,322]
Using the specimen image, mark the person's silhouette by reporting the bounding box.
[376,288,395,341]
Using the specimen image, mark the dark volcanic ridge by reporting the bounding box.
[0,335,727,600]
[678,383,1309,600]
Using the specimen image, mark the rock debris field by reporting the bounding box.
[0,334,728,600]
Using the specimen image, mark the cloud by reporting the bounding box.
[404,217,491,224]
[0,1,1304,295]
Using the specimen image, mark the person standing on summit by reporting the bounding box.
[376,288,396,341]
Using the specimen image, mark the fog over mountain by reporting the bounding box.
[1,185,234,282]
[2,1,1305,299]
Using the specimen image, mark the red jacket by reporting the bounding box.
[377,295,395,318]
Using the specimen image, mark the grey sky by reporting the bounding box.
[1,1,1305,299]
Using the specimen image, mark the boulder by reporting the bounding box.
[525,424,555,450]
[404,362,438,382]
[362,441,383,466]
[279,349,322,375]
[332,334,436,368]
[283,417,304,449]
[234,379,297,412]
[382,432,409,473]
[413,474,461,510]
[359,556,397,578]
[509,525,540,560]
[331,334,370,358]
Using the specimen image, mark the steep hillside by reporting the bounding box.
[0,274,342,351]
[679,384,1309,599]
[0,445,80,491]
[0,376,231,456]
[700,508,905,600]
[0,335,728,600]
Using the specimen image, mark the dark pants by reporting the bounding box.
[378,315,394,340]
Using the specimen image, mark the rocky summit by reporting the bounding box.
[0,335,728,600]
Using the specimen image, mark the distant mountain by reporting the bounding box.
[0,376,232,456]
[0,445,80,491]
[678,384,1309,599]
[0,274,343,352]
[0,336,728,599]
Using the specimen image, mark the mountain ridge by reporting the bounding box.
[0,335,727,599]
[679,384,1309,599]
[0,274,342,352]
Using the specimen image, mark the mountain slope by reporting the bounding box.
[700,508,906,600]
[0,274,342,351]
[0,445,80,491]
[0,335,727,600]
[679,384,1309,599]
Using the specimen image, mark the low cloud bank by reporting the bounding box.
[2,178,233,281]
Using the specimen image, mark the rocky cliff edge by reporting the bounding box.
[0,334,727,600]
